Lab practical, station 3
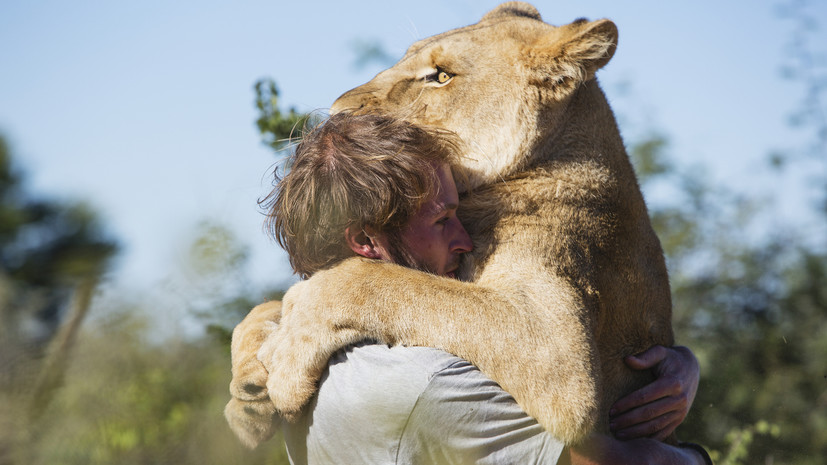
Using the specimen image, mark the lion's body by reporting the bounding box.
[227,2,673,446]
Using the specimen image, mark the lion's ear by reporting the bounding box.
[530,19,618,97]
[560,19,618,75]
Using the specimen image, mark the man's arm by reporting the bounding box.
[400,349,565,464]
[402,348,710,465]
[563,433,711,465]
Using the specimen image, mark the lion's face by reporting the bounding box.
[331,2,618,189]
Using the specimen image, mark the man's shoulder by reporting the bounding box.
[318,341,476,410]
[335,341,471,378]
[284,342,474,464]
[305,341,475,429]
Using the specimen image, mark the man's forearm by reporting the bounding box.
[567,433,707,465]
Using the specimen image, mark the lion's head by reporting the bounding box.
[331,2,618,189]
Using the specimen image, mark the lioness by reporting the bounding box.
[229,1,673,446]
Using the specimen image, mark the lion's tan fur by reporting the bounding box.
[226,2,673,447]
[224,300,282,448]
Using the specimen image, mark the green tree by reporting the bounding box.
[254,79,315,153]
[0,134,120,462]
[613,3,827,460]
[6,307,289,465]
[627,132,826,464]
[184,220,285,349]
[0,135,118,378]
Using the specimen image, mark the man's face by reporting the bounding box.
[374,163,473,278]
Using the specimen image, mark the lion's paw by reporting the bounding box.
[224,397,280,449]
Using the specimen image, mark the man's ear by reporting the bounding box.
[344,226,383,259]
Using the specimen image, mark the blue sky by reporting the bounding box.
[1,1,824,311]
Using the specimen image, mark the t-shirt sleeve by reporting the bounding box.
[397,358,564,464]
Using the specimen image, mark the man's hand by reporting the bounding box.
[609,345,699,441]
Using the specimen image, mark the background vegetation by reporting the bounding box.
[1,3,824,464]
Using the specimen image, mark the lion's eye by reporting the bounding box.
[426,67,454,85]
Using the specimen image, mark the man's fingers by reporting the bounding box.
[610,395,685,431]
[652,417,682,441]
[612,409,682,440]
[610,376,681,416]
[624,344,668,371]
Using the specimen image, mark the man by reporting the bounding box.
[246,112,710,464]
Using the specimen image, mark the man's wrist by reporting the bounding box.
[678,441,714,465]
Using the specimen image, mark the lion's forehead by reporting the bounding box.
[401,16,554,64]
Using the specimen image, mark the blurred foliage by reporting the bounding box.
[182,220,285,350]
[777,0,827,158]
[628,132,826,464]
[254,79,312,153]
[709,420,782,465]
[0,142,289,463]
[2,310,289,465]
[663,2,825,462]
[0,135,118,323]
[0,134,118,410]
[776,0,827,221]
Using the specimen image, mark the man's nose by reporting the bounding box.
[451,220,473,253]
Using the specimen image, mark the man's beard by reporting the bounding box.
[384,230,463,277]
[384,235,435,274]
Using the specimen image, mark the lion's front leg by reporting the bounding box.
[225,300,283,448]
[258,257,491,420]
[259,256,602,444]
[229,300,283,400]
[258,278,368,421]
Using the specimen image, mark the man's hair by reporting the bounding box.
[262,112,460,278]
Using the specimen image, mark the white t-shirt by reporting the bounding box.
[283,341,564,464]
